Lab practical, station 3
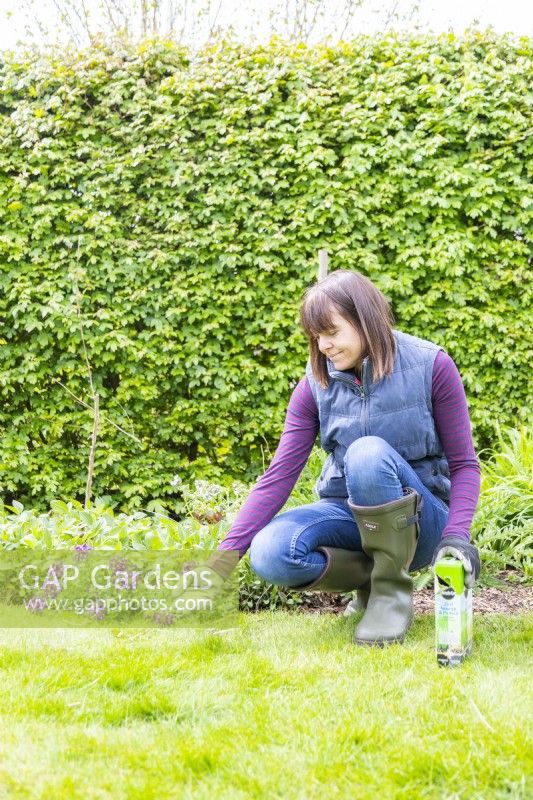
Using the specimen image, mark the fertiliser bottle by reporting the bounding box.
[434,556,473,667]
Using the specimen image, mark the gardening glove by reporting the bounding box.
[177,550,239,592]
[431,535,481,588]
[205,549,239,581]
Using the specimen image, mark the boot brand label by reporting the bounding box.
[363,520,380,531]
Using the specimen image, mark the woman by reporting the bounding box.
[216,269,481,646]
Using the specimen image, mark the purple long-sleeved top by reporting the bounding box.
[218,350,481,558]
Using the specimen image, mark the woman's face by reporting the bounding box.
[316,309,365,372]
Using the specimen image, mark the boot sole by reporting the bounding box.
[354,617,412,646]
[354,635,405,647]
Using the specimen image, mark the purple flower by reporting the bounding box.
[74,544,92,562]
[109,556,131,573]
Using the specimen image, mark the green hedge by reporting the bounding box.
[0,31,531,510]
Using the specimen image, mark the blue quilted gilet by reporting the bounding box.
[305,329,451,503]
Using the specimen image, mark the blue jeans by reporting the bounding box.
[249,436,449,588]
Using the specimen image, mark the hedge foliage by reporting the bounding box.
[0,31,531,510]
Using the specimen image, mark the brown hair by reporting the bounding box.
[299,269,396,388]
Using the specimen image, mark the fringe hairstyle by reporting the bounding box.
[299,269,396,388]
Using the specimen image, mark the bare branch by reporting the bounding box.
[79,0,93,39]
[208,0,224,38]
[52,379,142,443]
[168,0,182,35]
[85,392,100,506]
[74,242,95,398]
[100,0,128,33]
[51,0,83,45]
[153,0,158,36]
[176,0,188,39]
[338,0,363,40]
[14,2,424,62]
[307,0,324,39]
[383,0,401,32]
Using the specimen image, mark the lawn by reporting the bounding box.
[0,610,530,799]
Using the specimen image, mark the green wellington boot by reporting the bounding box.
[348,487,422,646]
[295,546,373,594]
[343,586,371,616]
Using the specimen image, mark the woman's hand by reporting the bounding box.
[431,535,481,588]
[204,549,240,580]
[153,550,239,627]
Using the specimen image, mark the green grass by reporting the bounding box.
[0,611,531,799]
[0,425,530,797]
